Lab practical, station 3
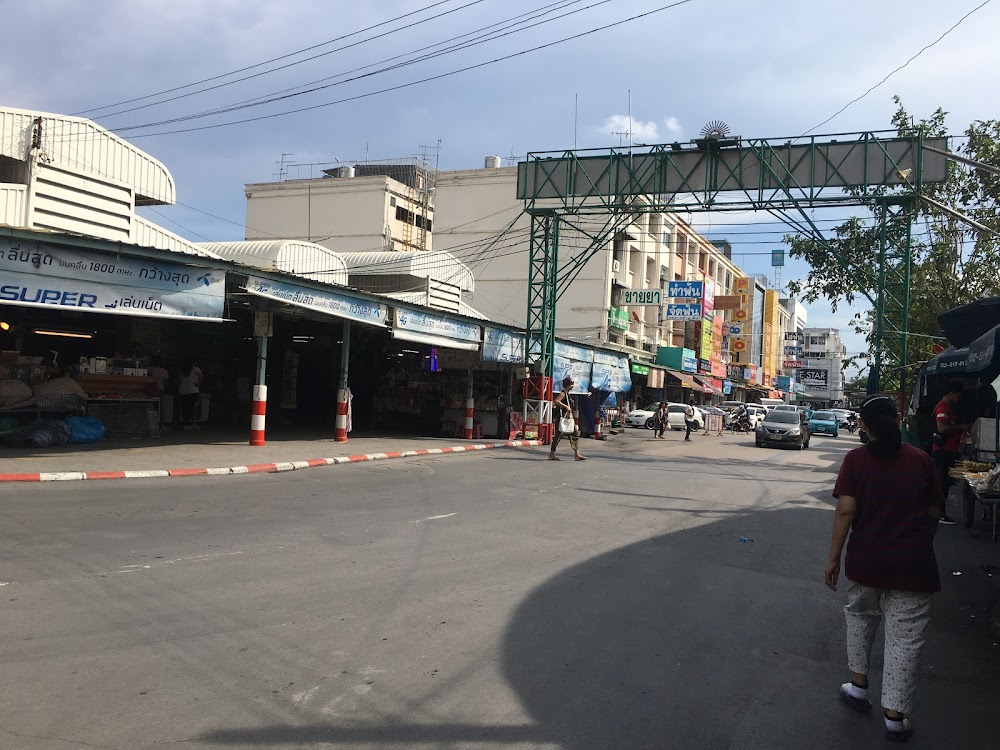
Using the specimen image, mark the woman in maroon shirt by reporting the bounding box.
[825,395,942,743]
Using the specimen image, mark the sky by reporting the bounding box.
[3,0,999,364]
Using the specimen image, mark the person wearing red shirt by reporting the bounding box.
[932,382,970,525]
[826,395,942,743]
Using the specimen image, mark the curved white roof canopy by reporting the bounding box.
[198,240,349,286]
[339,251,474,292]
[0,106,175,205]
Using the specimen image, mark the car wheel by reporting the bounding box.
[644,418,654,429]
[755,440,763,448]
[833,431,839,438]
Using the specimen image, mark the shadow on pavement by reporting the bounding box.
[197,503,999,749]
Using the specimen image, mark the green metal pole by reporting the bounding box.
[872,200,888,395]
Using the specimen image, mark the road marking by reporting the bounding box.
[423,513,456,521]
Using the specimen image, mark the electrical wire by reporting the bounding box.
[107,0,599,129]
[74,0,470,116]
[111,0,700,139]
[804,0,994,135]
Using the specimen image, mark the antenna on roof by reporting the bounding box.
[274,153,293,182]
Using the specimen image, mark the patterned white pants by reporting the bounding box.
[845,582,933,714]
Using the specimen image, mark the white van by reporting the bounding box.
[759,397,787,412]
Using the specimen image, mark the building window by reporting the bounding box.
[389,196,397,207]
[662,231,670,246]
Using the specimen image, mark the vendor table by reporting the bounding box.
[961,479,1000,541]
[85,398,160,440]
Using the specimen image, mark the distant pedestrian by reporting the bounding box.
[931,382,969,524]
[177,359,203,429]
[683,400,698,441]
[825,394,941,743]
[549,376,586,461]
[654,401,668,439]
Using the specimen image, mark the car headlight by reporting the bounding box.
[788,428,801,435]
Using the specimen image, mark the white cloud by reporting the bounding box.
[664,116,682,138]
[597,114,659,143]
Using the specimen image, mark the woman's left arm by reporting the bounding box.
[825,493,857,591]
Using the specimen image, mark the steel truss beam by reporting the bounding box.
[518,132,946,396]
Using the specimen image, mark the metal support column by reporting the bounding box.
[871,197,915,396]
[526,210,559,379]
[335,320,351,442]
[250,335,268,446]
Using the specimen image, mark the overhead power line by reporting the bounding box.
[116,0,700,139]
[74,0,470,116]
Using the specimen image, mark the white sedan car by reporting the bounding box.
[625,403,705,431]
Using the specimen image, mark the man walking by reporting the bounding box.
[684,400,698,442]
[932,382,970,525]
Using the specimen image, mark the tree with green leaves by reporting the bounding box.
[786,98,1000,381]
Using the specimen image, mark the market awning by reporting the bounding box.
[392,308,481,352]
[938,297,1000,348]
[245,275,388,327]
[666,369,701,390]
[0,238,227,321]
[925,346,968,377]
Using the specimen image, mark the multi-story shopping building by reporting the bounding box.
[433,162,746,401]
[800,327,847,406]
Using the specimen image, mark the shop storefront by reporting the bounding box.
[0,235,229,445]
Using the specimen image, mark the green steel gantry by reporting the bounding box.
[517,131,949,396]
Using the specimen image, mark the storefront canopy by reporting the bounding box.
[666,369,701,390]
[938,297,1000,348]
[392,308,480,351]
[924,346,968,377]
[245,275,388,327]
[693,375,722,395]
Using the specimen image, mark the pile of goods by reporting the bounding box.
[951,460,1000,494]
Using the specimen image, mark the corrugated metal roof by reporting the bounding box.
[340,251,474,292]
[0,107,176,205]
[198,240,348,286]
[135,216,220,258]
[384,291,488,320]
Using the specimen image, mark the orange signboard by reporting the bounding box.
[714,294,743,310]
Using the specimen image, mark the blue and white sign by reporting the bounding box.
[482,326,525,363]
[667,280,704,299]
[394,308,481,351]
[723,380,733,395]
[666,303,702,320]
[682,355,698,373]
[729,324,743,335]
[247,276,387,327]
[771,249,785,267]
[553,341,593,394]
[590,350,632,393]
[784,345,803,356]
[0,239,225,320]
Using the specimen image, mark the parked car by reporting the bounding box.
[808,410,840,437]
[718,401,745,413]
[829,409,853,427]
[771,404,798,413]
[756,409,811,449]
[741,405,767,428]
[666,403,704,431]
[624,403,661,429]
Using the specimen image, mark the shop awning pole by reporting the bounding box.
[250,334,268,447]
[464,368,475,440]
[335,320,352,443]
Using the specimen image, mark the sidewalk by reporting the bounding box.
[0,428,542,482]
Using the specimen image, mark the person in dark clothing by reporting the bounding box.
[654,402,667,439]
[932,382,970,525]
[826,394,942,743]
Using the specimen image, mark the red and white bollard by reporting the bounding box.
[250,385,267,446]
[463,397,474,440]
[334,388,349,443]
[594,417,603,440]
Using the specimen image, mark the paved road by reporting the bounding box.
[1,430,997,749]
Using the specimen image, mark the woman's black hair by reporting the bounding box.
[860,395,901,459]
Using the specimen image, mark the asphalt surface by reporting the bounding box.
[1,429,998,750]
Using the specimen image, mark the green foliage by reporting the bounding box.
[786,98,1000,367]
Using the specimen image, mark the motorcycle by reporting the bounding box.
[729,413,753,433]
[846,414,858,434]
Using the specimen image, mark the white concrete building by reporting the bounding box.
[432,164,743,360]
[244,160,435,255]
[801,327,847,406]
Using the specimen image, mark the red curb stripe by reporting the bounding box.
[85,471,127,480]
[0,473,41,482]
[347,454,370,462]
[169,468,209,477]
[244,463,278,474]
[442,447,456,453]
[383,451,402,459]
[306,458,329,467]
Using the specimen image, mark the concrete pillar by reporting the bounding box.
[334,320,351,443]
[250,335,268,446]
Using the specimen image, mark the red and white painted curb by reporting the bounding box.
[0,440,543,483]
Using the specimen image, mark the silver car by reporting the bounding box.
[755,409,811,449]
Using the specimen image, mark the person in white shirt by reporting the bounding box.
[177,359,203,429]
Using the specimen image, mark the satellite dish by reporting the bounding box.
[700,120,732,140]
